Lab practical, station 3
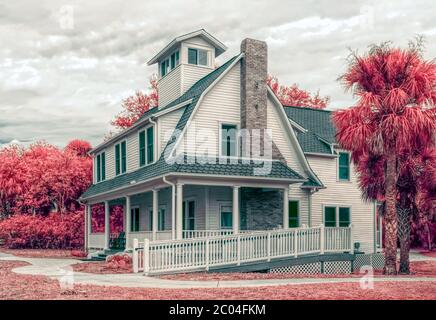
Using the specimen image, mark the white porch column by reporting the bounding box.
[104,201,110,250]
[125,196,131,249]
[171,184,176,240]
[283,187,289,229]
[152,189,159,241]
[176,183,184,240]
[232,186,240,234]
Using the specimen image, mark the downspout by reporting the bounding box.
[78,198,88,253]
[308,191,312,227]
[163,176,176,240]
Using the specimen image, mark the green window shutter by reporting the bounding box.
[115,144,120,175]
[101,152,106,181]
[96,154,101,182]
[324,206,337,227]
[170,53,176,69]
[146,126,154,164]
[139,131,146,166]
[339,207,351,227]
[149,210,153,232]
[175,51,180,65]
[288,201,299,228]
[339,152,350,180]
[161,61,166,77]
[121,141,127,173]
[188,48,198,65]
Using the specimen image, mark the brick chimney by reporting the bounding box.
[240,38,286,163]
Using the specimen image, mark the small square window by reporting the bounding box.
[220,206,233,230]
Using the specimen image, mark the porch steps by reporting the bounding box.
[86,249,124,262]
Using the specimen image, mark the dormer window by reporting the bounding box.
[188,48,208,66]
[160,50,180,77]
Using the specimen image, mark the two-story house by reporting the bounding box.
[80,30,380,274]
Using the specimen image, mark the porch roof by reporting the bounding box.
[81,155,305,200]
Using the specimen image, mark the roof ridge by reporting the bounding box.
[284,105,332,113]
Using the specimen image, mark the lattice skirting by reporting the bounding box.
[269,262,321,274]
[353,253,385,271]
[269,261,352,275]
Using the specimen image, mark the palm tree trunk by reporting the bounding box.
[383,151,398,275]
[397,202,411,274]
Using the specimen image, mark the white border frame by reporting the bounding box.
[322,203,352,227]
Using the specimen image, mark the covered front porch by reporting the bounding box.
[84,177,292,251]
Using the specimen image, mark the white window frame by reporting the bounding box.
[187,47,210,67]
[138,124,156,168]
[322,204,352,228]
[219,122,240,158]
[337,151,351,182]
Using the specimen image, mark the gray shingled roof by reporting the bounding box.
[284,106,336,155]
[81,155,304,199]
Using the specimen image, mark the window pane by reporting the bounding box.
[147,126,154,164]
[161,61,166,76]
[221,124,237,157]
[324,207,336,227]
[188,48,197,65]
[339,207,350,227]
[170,53,176,69]
[175,51,180,65]
[131,208,140,232]
[198,50,208,66]
[139,131,146,166]
[221,211,232,229]
[115,144,120,175]
[96,154,101,182]
[101,152,106,181]
[289,201,299,228]
[121,141,126,173]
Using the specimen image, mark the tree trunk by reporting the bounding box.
[397,203,411,274]
[383,151,398,275]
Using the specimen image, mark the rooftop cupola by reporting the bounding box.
[147,29,227,108]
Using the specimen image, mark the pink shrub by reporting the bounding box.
[0,211,84,249]
[105,254,132,270]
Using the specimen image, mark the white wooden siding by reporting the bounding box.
[158,108,184,153]
[307,154,375,253]
[182,62,241,156]
[267,97,306,176]
[158,65,182,108]
[105,146,115,180]
[126,130,139,173]
[181,64,214,93]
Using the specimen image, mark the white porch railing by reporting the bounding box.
[182,229,234,239]
[133,225,353,274]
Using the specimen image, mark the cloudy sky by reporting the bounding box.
[1,0,435,148]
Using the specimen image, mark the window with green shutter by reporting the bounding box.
[96,154,101,182]
[220,206,233,230]
[338,152,350,181]
[139,130,146,166]
[121,141,126,173]
[289,201,299,228]
[188,48,198,65]
[101,152,106,181]
[146,126,154,164]
[115,144,120,175]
